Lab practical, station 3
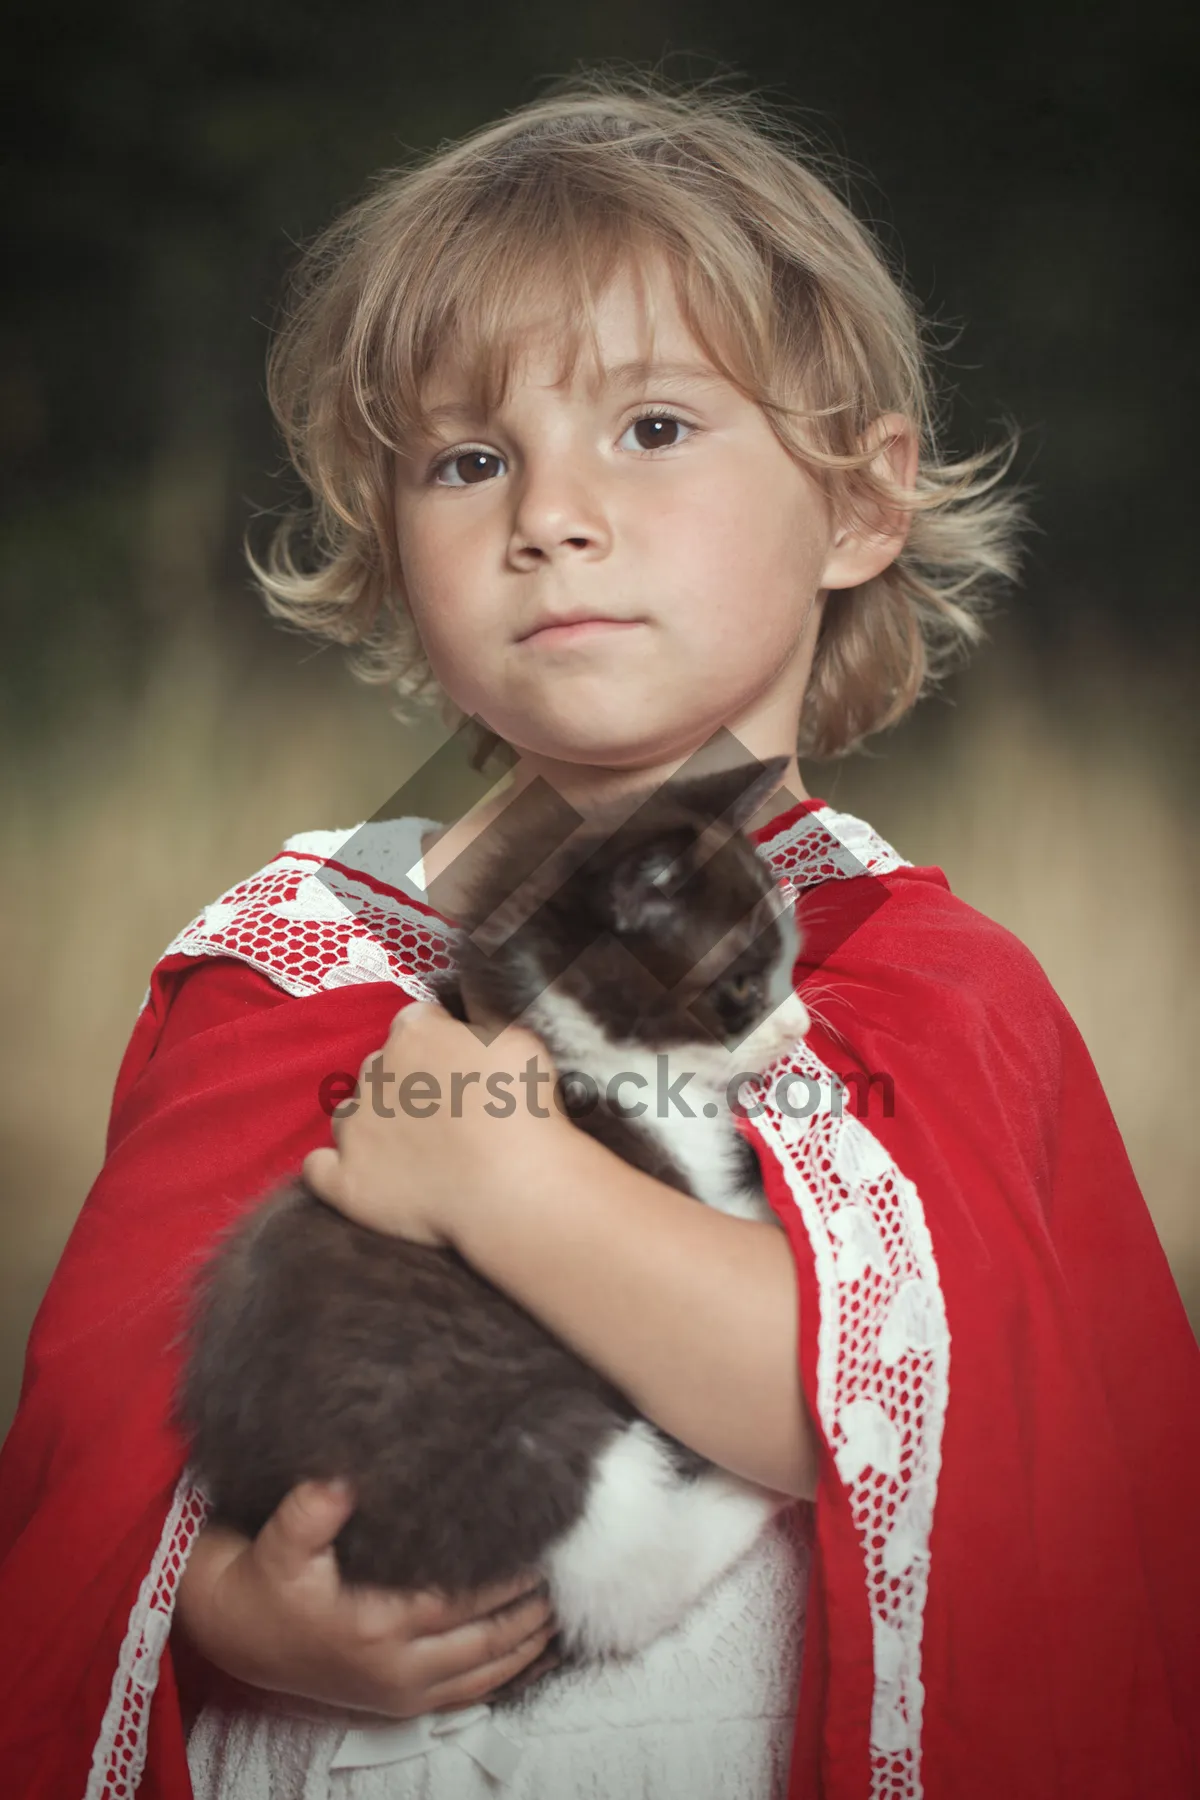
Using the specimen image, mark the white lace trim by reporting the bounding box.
[757,801,907,896]
[148,817,453,1009]
[742,1041,950,1800]
[86,1477,211,1800]
[143,803,906,1014]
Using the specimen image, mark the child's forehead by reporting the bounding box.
[414,255,748,426]
[421,341,727,417]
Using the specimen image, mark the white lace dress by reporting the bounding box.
[186,1504,809,1800]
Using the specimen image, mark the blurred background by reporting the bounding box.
[2,0,1197,1432]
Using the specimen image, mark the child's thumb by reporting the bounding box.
[259,1479,356,1575]
[302,1146,343,1202]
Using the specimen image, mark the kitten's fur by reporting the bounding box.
[179,757,809,1662]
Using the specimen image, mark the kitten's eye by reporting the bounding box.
[619,411,693,453]
[723,973,761,1003]
[433,448,506,487]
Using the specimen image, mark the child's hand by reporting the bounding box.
[303,1001,569,1247]
[175,1479,558,1716]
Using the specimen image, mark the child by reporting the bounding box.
[2,72,1198,1800]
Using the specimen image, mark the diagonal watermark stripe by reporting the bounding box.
[312,721,884,1051]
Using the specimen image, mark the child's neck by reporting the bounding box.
[418,745,808,925]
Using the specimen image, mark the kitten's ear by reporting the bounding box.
[608,832,696,935]
[670,755,793,833]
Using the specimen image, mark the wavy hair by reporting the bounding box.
[254,69,1023,759]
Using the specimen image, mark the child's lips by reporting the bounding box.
[518,617,645,648]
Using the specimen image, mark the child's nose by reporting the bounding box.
[507,461,613,564]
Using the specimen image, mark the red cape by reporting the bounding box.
[1,799,1197,1799]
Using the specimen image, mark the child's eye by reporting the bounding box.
[431,448,506,488]
[429,410,691,485]
[620,410,693,453]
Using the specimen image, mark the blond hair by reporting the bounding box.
[255,69,1022,759]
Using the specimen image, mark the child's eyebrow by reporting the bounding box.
[593,358,726,392]
[420,359,726,431]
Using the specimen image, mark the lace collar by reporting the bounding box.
[157,802,908,1006]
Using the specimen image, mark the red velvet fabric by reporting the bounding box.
[759,856,1200,1798]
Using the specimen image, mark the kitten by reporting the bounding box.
[178,756,809,1663]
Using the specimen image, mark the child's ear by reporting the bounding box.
[819,412,919,592]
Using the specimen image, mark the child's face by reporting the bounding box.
[394,254,879,778]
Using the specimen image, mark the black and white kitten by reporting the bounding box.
[178,756,809,1664]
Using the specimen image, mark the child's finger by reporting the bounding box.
[437,1589,554,1678]
[408,1571,549,1636]
[483,1640,563,1702]
[301,1146,343,1201]
[256,1478,356,1579]
[420,1616,558,1714]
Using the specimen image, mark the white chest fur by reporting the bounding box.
[523,988,808,1224]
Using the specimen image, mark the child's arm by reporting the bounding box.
[304,1004,818,1499]
[452,1114,812,1496]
